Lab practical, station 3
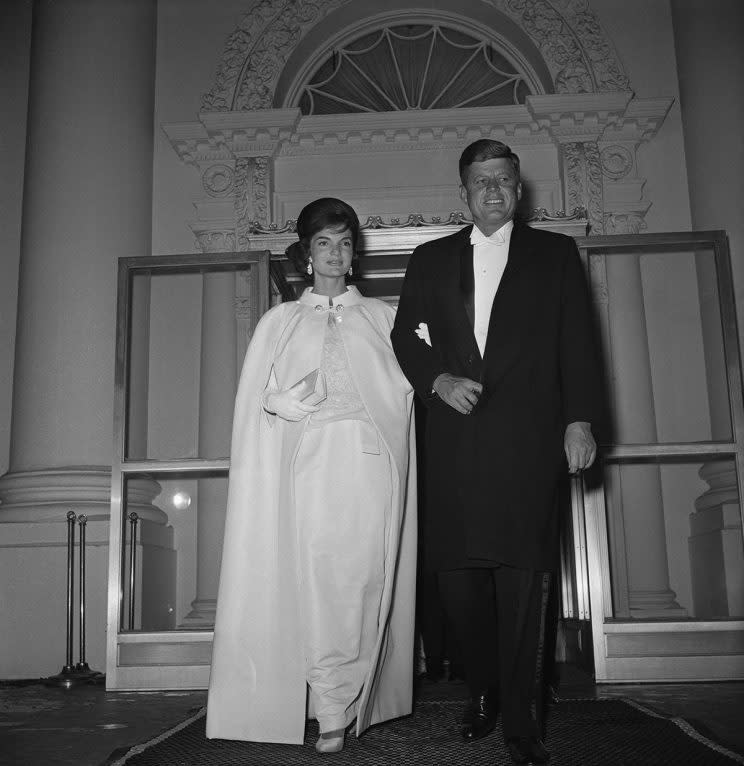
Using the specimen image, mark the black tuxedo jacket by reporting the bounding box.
[391,223,604,571]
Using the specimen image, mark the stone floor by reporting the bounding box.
[1,667,743,766]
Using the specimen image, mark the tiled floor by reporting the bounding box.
[1,668,743,765]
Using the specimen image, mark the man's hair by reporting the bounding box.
[458,139,521,183]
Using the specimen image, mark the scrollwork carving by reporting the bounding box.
[584,140,604,234]
[234,157,271,250]
[562,141,603,235]
[202,0,348,112]
[563,142,585,214]
[195,230,237,253]
[495,0,629,94]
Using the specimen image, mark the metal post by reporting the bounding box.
[77,514,88,672]
[64,511,76,672]
[128,512,139,630]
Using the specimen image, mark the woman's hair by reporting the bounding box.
[285,197,361,280]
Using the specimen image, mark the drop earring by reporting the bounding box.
[306,260,313,276]
[348,265,353,276]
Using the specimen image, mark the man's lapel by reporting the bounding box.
[481,222,533,374]
[453,226,482,363]
[458,230,475,331]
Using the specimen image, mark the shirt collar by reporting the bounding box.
[470,219,514,246]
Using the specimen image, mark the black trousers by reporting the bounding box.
[437,566,551,740]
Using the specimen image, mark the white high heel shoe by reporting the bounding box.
[315,728,345,753]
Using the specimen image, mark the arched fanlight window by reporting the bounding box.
[298,24,533,115]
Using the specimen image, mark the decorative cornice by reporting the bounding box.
[526,92,633,143]
[601,98,675,143]
[164,97,670,165]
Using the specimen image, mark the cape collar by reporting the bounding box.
[298,285,363,310]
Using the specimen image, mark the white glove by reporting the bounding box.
[264,381,320,422]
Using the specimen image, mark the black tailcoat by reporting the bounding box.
[391,223,603,572]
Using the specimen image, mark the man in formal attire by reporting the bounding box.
[391,140,603,765]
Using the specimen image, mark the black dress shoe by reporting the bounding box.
[461,693,497,741]
[447,661,465,683]
[425,655,445,682]
[506,737,550,764]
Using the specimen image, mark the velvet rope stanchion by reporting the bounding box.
[46,511,84,688]
[45,511,104,687]
[74,514,104,683]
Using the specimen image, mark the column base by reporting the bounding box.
[0,466,166,523]
[180,598,216,628]
[629,588,688,619]
[690,460,743,618]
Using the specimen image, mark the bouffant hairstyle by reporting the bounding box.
[458,139,521,183]
[285,197,361,281]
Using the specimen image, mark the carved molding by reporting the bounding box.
[201,0,630,113]
[603,212,647,235]
[233,157,270,250]
[495,0,630,94]
[194,229,237,253]
[202,0,347,111]
[562,140,604,234]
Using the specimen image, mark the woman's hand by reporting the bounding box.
[264,382,320,422]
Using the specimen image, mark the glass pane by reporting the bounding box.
[120,470,228,632]
[587,245,732,445]
[602,458,743,621]
[126,264,261,461]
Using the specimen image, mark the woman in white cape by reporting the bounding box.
[206,197,417,753]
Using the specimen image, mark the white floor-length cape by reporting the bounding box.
[206,286,417,744]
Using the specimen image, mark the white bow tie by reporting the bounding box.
[470,226,507,246]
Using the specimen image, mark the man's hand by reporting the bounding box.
[432,373,483,415]
[564,421,596,474]
[264,382,320,422]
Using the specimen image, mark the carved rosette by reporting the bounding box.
[600,144,633,180]
[202,163,235,197]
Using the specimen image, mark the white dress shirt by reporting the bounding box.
[470,219,513,357]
